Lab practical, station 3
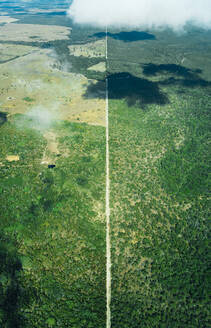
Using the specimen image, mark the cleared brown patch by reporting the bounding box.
[41,130,60,165]
[6,155,19,162]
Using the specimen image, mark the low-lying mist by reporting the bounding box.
[26,106,55,130]
[16,105,59,131]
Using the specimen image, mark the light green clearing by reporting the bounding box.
[88,62,106,72]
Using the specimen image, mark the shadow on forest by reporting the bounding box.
[143,63,211,88]
[0,235,27,327]
[0,112,7,126]
[84,72,169,107]
[91,31,155,42]
[84,63,211,107]
[143,63,202,78]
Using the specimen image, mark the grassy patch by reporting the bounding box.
[22,97,35,102]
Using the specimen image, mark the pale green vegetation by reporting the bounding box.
[0,23,71,43]
[0,16,18,24]
[88,62,106,72]
[0,44,105,126]
[68,39,106,58]
[0,43,38,62]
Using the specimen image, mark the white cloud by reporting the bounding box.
[68,0,211,30]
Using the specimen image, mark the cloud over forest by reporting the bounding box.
[68,0,211,30]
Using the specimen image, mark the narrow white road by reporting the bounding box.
[106,26,111,328]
